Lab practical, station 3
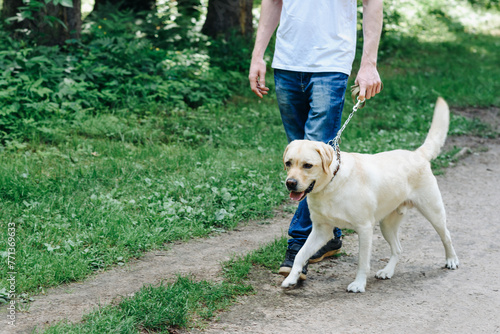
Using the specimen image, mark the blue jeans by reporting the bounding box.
[274,69,347,248]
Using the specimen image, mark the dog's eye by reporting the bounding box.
[285,161,292,168]
[303,163,313,169]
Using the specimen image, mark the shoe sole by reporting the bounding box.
[278,266,307,281]
[308,249,341,264]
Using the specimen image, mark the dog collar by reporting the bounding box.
[329,145,341,183]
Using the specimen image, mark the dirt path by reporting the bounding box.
[6,212,292,334]
[187,136,500,334]
[4,109,500,334]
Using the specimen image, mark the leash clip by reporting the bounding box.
[354,96,365,111]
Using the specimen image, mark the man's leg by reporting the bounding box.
[274,69,312,279]
[303,72,347,263]
[304,72,348,143]
[274,69,317,246]
[287,72,348,247]
[274,69,309,143]
[275,70,347,279]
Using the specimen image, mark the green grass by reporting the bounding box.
[223,236,289,283]
[340,32,499,154]
[1,13,499,296]
[1,1,499,332]
[38,237,287,334]
[41,277,252,333]
[0,98,289,293]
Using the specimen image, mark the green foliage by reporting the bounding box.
[467,0,500,9]
[0,95,287,293]
[207,29,253,72]
[0,0,499,313]
[118,277,243,330]
[4,0,75,44]
[223,237,288,283]
[0,8,243,142]
[85,1,205,50]
[42,275,251,333]
[41,237,288,333]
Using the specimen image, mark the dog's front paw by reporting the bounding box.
[281,274,299,289]
[347,280,366,293]
[445,257,459,270]
[281,271,299,289]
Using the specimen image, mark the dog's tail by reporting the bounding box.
[416,97,450,161]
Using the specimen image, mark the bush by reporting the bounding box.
[0,7,245,143]
[467,0,500,9]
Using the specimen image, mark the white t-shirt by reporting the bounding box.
[272,0,357,75]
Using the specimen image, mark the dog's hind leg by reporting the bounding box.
[376,210,405,279]
[281,222,333,289]
[414,181,459,269]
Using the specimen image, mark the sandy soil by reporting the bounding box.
[3,107,500,334]
[5,211,293,334]
[190,136,500,334]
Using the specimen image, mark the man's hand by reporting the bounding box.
[355,64,382,100]
[249,57,270,98]
[248,0,282,98]
[356,0,383,101]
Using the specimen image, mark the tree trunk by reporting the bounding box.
[1,0,26,35]
[93,0,156,12]
[1,0,82,45]
[1,0,24,19]
[37,0,82,45]
[202,0,254,39]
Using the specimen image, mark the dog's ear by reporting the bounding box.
[315,142,334,174]
[283,144,290,170]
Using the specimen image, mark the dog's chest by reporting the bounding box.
[308,197,357,230]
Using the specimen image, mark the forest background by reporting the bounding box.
[0,0,499,332]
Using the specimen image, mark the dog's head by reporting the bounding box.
[283,140,337,201]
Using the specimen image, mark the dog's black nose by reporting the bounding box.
[286,178,298,191]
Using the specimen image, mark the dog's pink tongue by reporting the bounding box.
[290,192,304,201]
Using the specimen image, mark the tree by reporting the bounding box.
[2,0,82,46]
[1,0,26,35]
[202,0,254,39]
[93,0,156,12]
[1,0,24,20]
[41,0,82,45]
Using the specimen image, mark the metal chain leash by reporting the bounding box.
[327,95,365,149]
[326,85,367,181]
[326,83,383,181]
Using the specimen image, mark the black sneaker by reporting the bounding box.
[278,243,308,280]
[308,237,342,264]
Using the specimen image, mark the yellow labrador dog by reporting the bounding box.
[281,98,459,292]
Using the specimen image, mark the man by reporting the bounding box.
[249,0,383,280]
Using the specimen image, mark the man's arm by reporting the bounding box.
[249,0,282,98]
[355,0,383,100]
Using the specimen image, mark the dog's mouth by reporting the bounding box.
[289,181,316,201]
